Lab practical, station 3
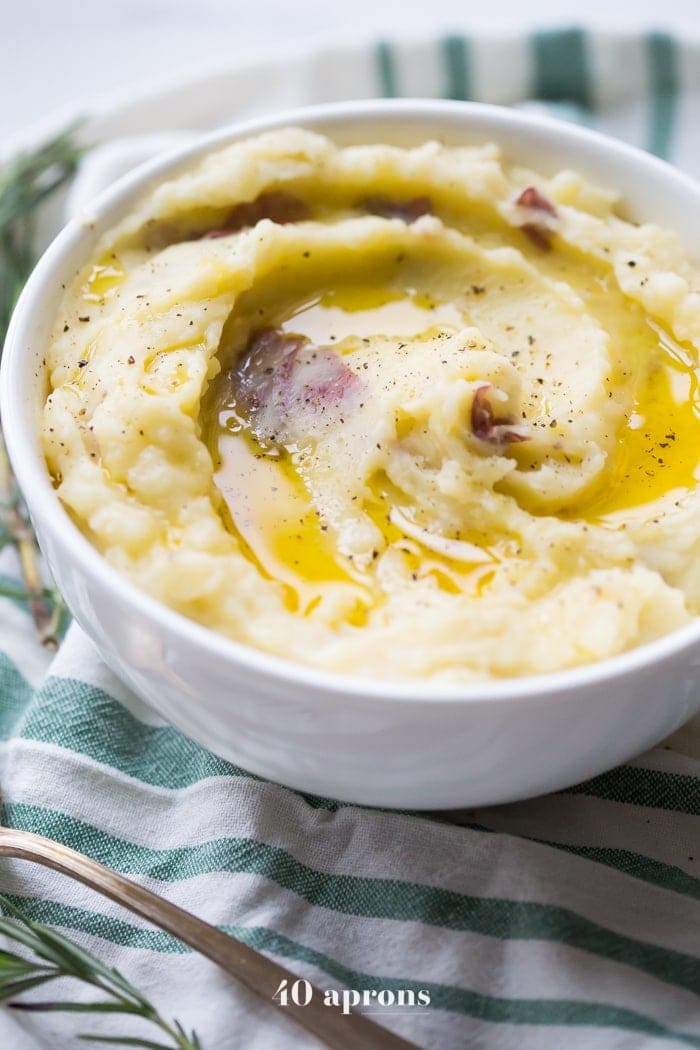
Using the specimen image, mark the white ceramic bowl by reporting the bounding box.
[4,99,700,809]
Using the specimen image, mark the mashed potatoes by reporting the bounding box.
[43,128,700,680]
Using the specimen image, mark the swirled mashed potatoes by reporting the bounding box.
[43,129,700,680]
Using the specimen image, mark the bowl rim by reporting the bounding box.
[4,95,700,704]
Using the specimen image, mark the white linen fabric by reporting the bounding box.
[1,28,699,1050]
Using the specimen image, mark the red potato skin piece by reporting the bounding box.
[471,385,528,446]
[515,186,557,217]
[236,328,305,411]
[515,186,558,251]
[203,190,434,238]
[203,192,310,238]
[232,328,361,445]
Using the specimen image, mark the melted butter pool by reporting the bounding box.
[572,357,700,519]
[213,428,370,615]
[209,284,479,612]
[281,287,464,344]
[492,243,700,521]
[81,254,125,303]
[207,272,700,607]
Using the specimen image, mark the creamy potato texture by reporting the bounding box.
[43,129,700,679]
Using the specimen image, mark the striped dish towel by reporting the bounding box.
[1,27,699,1050]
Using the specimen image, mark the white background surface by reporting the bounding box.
[2,0,699,138]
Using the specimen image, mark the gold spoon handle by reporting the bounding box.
[0,827,419,1050]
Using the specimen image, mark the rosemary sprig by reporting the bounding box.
[0,136,199,1047]
[0,895,202,1049]
[0,125,84,645]
[0,439,64,647]
[0,124,84,338]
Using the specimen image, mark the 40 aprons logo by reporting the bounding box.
[274,978,431,1015]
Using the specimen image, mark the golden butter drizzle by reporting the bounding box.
[207,267,700,605]
[573,345,700,519]
[213,428,369,615]
[281,286,464,343]
[81,255,125,302]
[494,242,700,519]
[210,285,490,613]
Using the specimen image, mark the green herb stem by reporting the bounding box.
[0,125,83,646]
[0,896,202,1049]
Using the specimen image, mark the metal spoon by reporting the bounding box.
[0,821,419,1049]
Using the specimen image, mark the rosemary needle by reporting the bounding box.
[0,132,200,1047]
[0,124,84,644]
[0,124,84,340]
[0,895,202,1049]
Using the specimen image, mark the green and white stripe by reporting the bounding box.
[374,28,697,165]
[1,26,700,1050]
